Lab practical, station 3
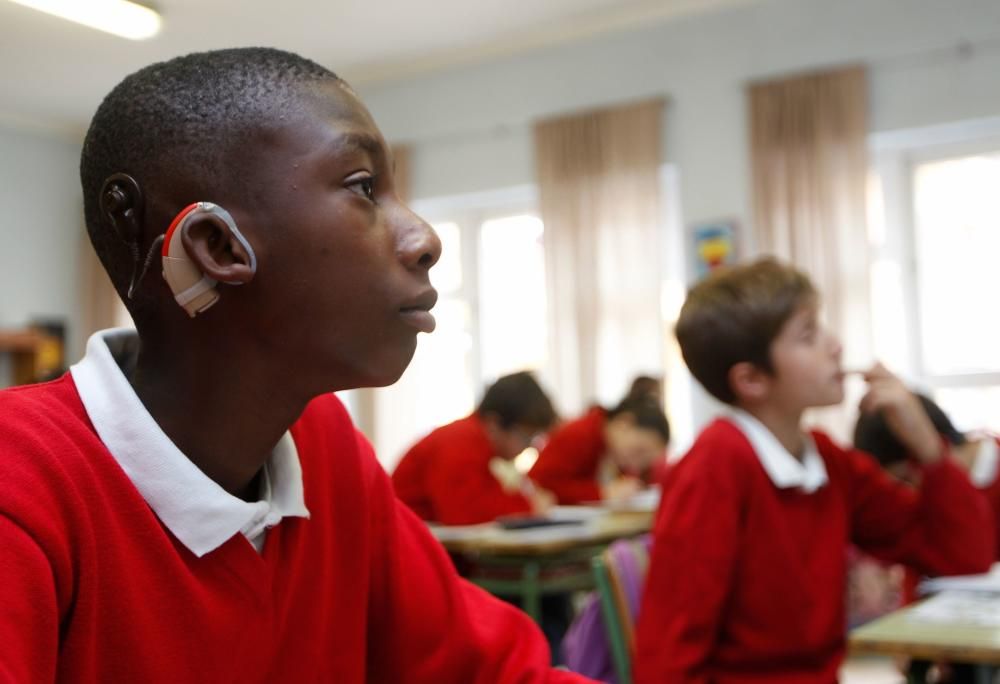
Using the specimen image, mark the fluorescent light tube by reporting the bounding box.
[9,0,162,40]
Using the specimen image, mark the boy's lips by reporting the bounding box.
[399,289,438,333]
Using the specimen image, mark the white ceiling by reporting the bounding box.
[0,0,755,137]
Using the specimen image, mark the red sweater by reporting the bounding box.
[392,414,533,525]
[900,435,1000,604]
[0,376,592,683]
[978,438,1000,559]
[530,407,608,504]
[634,419,995,684]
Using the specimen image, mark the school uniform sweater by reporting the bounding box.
[900,435,1000,603]
[969,436,1000,559]
[530,407,608,504]
[0,375,591,683]
[634,417,995,684]
[392,414,533,525]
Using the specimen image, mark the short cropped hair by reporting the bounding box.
[80,47,341,316]
[476,372,557,431]
[608,396,670,444]
[676,257,816,404]
[854,394,965,467]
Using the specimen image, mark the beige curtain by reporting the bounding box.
[748,66,871,437]
[535,99,665,412]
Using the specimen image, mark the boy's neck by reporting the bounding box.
[128,338,311,501]
[738,403,807,460]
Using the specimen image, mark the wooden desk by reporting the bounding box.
[850,592,1000,684]
[431,510,653,622]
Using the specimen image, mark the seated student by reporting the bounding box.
[530,396,670,505]
[855,393,1000,560]
[633,257,994,684]
[392,371,559,525]
[0,48,593,683]
[855,396,1000,684]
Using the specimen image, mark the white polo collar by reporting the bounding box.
[70,328,309,557]
[970,436,999,489]
[726,409,828,493]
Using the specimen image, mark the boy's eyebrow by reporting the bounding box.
[331,131,385,163]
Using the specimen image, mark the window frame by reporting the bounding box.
[869,117,1000,418]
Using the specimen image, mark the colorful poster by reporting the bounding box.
[692,221,738,278]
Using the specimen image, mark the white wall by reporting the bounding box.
[0,124,84,380]
[357,0,1000,435]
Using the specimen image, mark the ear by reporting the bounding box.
[728,361,772,404]
[180,211,256,285]
[99,173,144,245]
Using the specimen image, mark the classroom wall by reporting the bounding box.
[0,123,84,381]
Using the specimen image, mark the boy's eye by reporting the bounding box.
[347,176,376,202]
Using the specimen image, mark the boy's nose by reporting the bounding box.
[397,208,442,272]
[830,336,843,359]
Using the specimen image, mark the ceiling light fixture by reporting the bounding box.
[8,0,161,40]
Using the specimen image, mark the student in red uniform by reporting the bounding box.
[392,371,559,525]
[854,393,1000,559]
[633,257,994,684]
[0,48,594,683]
[530,395,669,504]
[855,395,1000,684]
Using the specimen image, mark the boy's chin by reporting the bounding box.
[811,388,846,408]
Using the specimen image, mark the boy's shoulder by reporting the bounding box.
[0,374,113,528]
[670,417,761,481]
[690,417,759,461]
[808,429,849,457]
[292,392,383,483]
[0,371,82,418]
[807,428,867,473]
[0,374,96,462]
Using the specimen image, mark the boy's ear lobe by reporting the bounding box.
[99,173,144,244]
[729,362,770,403]
[181,212,256,285]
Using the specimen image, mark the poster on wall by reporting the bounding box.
[691,220,739,279]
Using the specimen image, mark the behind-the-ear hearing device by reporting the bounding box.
[161,202,257,318]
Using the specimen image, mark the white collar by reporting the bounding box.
[70,328,309,557]
[970,436,999,488]
[726,409,829,493]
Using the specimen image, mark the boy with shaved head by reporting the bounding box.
[0,48,593,683]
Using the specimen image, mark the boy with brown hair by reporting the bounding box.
[0,48,593,683]
[634,257,993,684]
[530,395,670,505]
[393,370,559,525]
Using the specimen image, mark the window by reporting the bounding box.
[911,154,1000,377]
[869,120,1000,433]
[478,214,547,380]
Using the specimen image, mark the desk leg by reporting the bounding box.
[975,666,994,684]
[523,561,541,623]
